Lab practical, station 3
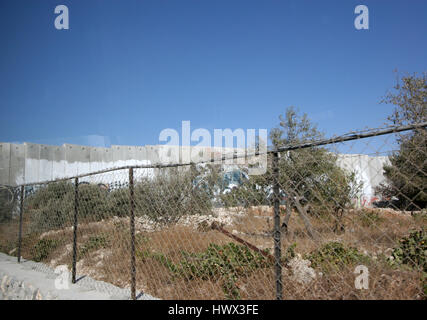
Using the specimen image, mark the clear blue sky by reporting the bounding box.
[0,0,426,148]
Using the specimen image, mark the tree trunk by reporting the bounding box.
[280,203,292,234]
[292,195,319,241]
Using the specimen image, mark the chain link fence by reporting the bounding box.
[0,122,426,300]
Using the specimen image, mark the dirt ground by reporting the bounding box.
[0,206,425,300]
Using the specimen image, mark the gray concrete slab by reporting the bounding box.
[89,147,114,171]
[52,145,66,180]
[39,145,54,182]
[145,145,161,165]
[9,144,25,186]
[64,144,90,177]
[24,143,41,184]
[0,143,11,186]
[0,252,159,300]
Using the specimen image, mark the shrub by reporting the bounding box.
[78,234,110,260]
[305,241,369,273]
[23,167,214,232]
[26,182,74,233]
[282,243,297,264]
[26,182,112,233]
[140,242,272,299]
[0,239,17,256]
[77,184,109,221]
[107,188,129,217]
[358,209,383,227]
[134,167,213,224]
[30,196,74,233]
[26,182,74,210]
[0,186,18,222]
[412,210,427,224]
[378,73,427,210]
[219,175,272,208]
[32,238,61,262]
[390,229,426,272]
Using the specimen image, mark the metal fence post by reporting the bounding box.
[129,168,136,300]
[17,185,24,263]
[273,151,282,300]
[72,178,79,283]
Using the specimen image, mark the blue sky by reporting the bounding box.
[0,0,426,148]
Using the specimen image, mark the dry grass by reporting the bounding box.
[0,206,425,300]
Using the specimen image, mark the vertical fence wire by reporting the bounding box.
[273,151,282,300]
[17,185,24,263]
[72,177,79,283]
[129,167,136,300]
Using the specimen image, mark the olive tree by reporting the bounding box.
[270,107,362,237]
[376,72,427,210]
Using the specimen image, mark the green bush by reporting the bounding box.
[282,243,297,263]
[23,167,214,233]
[0,186,18,222]
[219,175,271,208]
[390,229,427,272]
[78,234,110,260]
[77,184,109,221]
[107,188,130,217]
[25,182,74,233]
[32,238,61,262]
[134,168,213,224]
[305,241,369,273]
[0,240,17,256]
[29,196,74,233]
[26,182,111,233]
[358,209,383,228]
[140,242,272,299]
[26,182,74,210]
[412,210,427,225]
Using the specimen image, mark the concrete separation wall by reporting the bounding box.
[336,154,390,206]
[0,252,158,300]
[0,142,391,206]
[0,143,235,186]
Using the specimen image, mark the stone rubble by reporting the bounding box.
[287,254,318,285]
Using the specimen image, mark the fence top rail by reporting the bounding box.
[10,121,427,188]
[275,121,427,153]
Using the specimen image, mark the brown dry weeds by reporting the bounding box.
[0,206,425,300]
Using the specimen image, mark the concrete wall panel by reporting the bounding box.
[0,142,392,207]
[39,145,54,182]
[0,143,11,185]
[64,144,90,177]
[52,146,66,180]
[157,145,179,165]
[90,147,113,172]
[24,143,41,184]
[9,144,25,186]
[145,145,160,165]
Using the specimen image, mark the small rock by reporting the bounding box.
[287,254,317,285]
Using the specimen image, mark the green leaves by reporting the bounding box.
[134,167,213,224]
[144,242,272,299]
[382,72,427,126]
[378,72,427,210]
[78,234,110,261]
[390,229,427,273]
[32,238,61,262]
[305,241,369,273]
[358,209,384,227]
